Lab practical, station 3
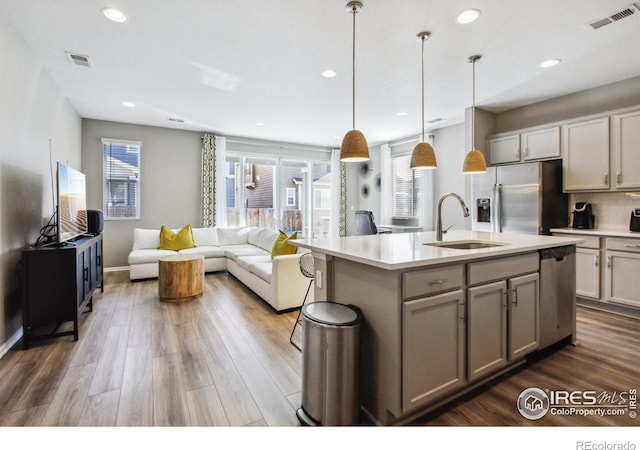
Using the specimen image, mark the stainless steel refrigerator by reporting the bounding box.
[471,159,568,235]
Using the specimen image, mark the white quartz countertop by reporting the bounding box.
[292,230,583,270]
[551,228,640,239]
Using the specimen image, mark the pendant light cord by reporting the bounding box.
[351,5,356,130]
[471,57,476,151]
[421,35,425,142]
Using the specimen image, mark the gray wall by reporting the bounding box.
[82,120,204,268]
[0,13,81,350]
[431,123,471,231]
[495,75,640,133]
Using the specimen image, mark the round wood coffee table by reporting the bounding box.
[158,254,204,302]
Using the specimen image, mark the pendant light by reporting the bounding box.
[340,1,370,162]
[462,55,487,174]
[410,31,437,170]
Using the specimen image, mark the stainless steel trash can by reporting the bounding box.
[296,301,361,426]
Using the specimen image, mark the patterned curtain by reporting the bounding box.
[340,161,347,237]
[201,133,216,227]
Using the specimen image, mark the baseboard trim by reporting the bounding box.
[0,329,23,359]
[577,298,640,319]
[105,266,129,273]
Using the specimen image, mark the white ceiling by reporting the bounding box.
[3,0,640,148]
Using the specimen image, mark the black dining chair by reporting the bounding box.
[355,210,391,235]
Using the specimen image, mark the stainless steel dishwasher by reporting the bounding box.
[539,245,576,349]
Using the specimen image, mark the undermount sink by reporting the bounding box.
[424,240,508,250]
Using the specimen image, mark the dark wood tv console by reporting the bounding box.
[21,234,103,349]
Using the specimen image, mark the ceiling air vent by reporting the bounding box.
[168,117,185,123]
[585,3,640,30]
[65,51,92,68]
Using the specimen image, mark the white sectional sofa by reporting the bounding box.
[127,226,313,312]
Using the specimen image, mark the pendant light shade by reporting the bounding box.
[340,1,369,162]
[411,31,437,170]
[462,55,487,174]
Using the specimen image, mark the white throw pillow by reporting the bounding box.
[247,227,262,246]
[217,227,250,245]
[191,227,220,246]
[257,229,280,252]
[132,228,160,250]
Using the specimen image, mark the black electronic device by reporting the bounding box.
[572,202,594,229]
[87,209,104,235]
[630,209,640,232]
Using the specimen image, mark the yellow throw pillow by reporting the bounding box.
[158,224,195,251]
[271,230,298,258]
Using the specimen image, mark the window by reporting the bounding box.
[391,153,422,218]
[286,188,296,206]
[314,188,330,209]
[102,138,141,219]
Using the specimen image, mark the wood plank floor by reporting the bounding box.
[0,271,638,427]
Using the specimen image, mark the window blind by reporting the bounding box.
[391,154,421,218]
[101,138,141,220]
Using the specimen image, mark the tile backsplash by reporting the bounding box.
[570,192,640,230]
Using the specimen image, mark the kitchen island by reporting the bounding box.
[293,230,583,425]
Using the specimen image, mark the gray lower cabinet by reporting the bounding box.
[467,253,540,382]
[402,289,466,410]
[508,273,540,359]
[467,281,508,381]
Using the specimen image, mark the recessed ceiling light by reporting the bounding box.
[396,111,408,117]
[122,101,135,107]
[102,8,127,23]
[256,122,265,127]
[457,9,481,24]
[540,58,561,68]
[321,69,337,78]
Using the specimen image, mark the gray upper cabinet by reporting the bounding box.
[489,126,560,165]
[562,117,610,191]
[489,135,520,165]
[613,109,640,190]
[521,127,560,161]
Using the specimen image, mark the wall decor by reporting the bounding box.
[358,160,372,179]
[361,183,370,198]
[374,172,381,191]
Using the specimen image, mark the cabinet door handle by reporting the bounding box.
[604,173,608,185]
[617,173,622,184]
[503,291,508,307]
[459,301,465,321]
[523,147,528,157]
[624,244,640,249]
[511,288,518,306]
[429,279,448,285]
[84,267,89,281]
[516,148,520,159]
[595,255,599,267]
[607,256,612,269]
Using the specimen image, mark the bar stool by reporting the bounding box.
[289,252,315,351]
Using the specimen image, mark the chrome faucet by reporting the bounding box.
[436,193,470,241]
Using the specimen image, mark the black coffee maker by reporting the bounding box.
[572,202,594,229]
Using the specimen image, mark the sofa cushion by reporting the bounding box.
[178,246,226,258]
[223,245,270,262]
[159,224,195,251]
[133,228,160,250]
[271,231,298,258]
[128,248,177,264]
[191,227,220,246]
[236,254,272,271]
[217,227,250,245]
[249,262,273,283]
[257,229,279,252]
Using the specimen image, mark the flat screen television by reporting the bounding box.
[56,162,88,244]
